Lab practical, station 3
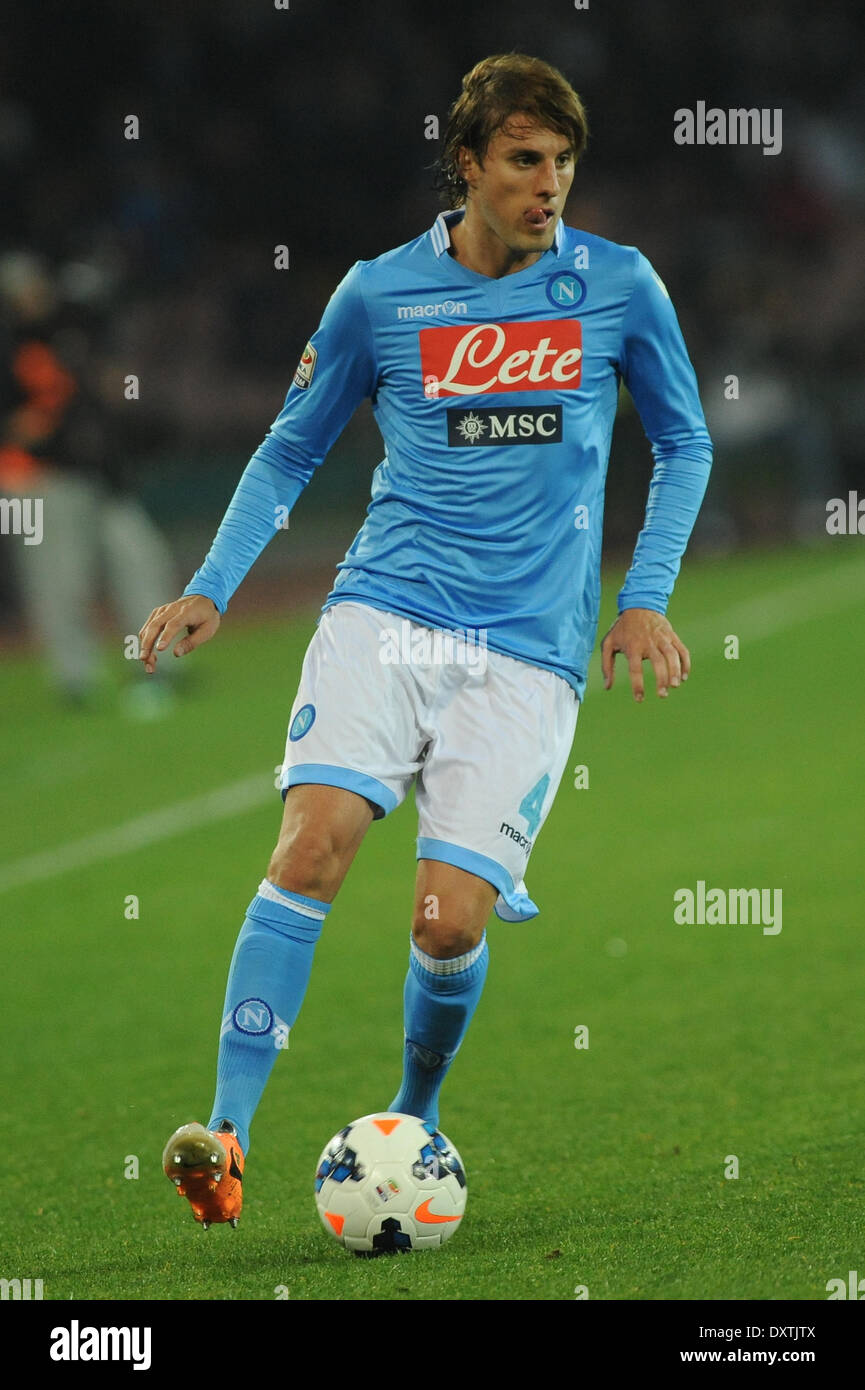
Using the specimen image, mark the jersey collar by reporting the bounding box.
[430,207,563,258]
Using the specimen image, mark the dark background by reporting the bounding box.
[1,0,863,621]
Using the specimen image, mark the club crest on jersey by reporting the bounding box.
[546,272,587,310]
[447,405,562,446]
[419,320,582,397]
[293,341,317,390]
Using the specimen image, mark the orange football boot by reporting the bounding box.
[162,1121,244,1229]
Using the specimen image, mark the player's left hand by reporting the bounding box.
[601,608,690,702]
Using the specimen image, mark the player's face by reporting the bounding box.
[459,117,575,262]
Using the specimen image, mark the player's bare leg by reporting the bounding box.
[412,859,497,957]
[389,860,497,1126]
[267,783,375,899]
[164,784,375,1227]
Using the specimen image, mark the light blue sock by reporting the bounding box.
[208,880,329,1153]
[388,932,489,1128]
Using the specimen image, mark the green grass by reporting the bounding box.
[2,541,864,1300]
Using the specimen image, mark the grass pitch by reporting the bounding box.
[1,541,863,1301]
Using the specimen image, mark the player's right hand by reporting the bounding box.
[138,594,220,674]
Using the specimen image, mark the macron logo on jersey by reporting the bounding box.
[419,320,582,397]
[397,300,468,319]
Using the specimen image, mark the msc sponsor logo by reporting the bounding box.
[420,319,582,397]
[499,821,532,852]
[448,405,562,446]
[398,299,468,319]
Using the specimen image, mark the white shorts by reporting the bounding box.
[279,601,579,922]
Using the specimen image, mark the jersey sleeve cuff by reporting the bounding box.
[181,581,228,615]
[616,595,669,615]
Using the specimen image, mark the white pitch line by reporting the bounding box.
[0,773,274,895]
[682,556,865,651]
[1,558,863,895]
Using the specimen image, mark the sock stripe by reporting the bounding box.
[257,879,330,919]
[410,931,487,977]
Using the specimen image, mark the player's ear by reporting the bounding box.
[457,145,477,188]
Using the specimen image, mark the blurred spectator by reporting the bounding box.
[0,0,861,607]
[0,250,177,714]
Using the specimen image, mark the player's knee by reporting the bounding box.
[411,912,483,960]
[267,826,343,898]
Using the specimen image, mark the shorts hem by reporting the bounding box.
[280,763,397,819]
[416,836,540,921]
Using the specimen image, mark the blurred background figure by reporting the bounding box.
[0,249,178,715]
[0,0,862,685]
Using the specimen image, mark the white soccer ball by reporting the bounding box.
[314,1112,467,1255]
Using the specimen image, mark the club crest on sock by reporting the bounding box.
[221,999,290,1050]
[231,998,273,1034]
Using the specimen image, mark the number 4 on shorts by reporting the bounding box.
[518,774,550,838]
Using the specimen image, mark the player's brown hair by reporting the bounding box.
[435,53,589,208]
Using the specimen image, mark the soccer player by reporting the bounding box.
[140,53,712,1231]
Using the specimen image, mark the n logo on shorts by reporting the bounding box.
[289,703,316,741]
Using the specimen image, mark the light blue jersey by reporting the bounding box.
[185,209,712,696]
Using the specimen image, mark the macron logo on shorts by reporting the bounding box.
[499,821,532,853]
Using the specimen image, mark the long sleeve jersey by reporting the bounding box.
[185,208,712,698]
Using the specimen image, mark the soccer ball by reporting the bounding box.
[314,1112,467,1255]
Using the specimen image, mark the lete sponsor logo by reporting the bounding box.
[419,319,582,397]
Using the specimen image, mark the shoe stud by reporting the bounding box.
[229,1217,238,1229]
[201,1219,211,1231]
